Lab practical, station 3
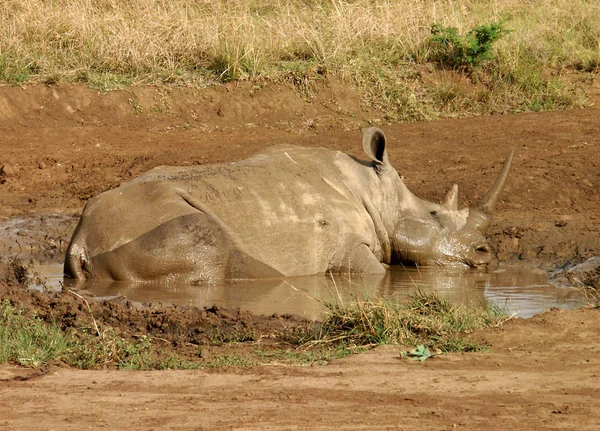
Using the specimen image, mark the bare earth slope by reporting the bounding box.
[0,82,599,430]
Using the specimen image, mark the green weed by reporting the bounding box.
[209,325,260,344]
[0,55,33,86]
[253,343,359,365]
[83,71,132,92]
[202,353,259,369]
[154,355,203,370]
[428,22,510,70]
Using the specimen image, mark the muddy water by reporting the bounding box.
[32,261,586,320]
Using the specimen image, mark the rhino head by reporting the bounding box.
[362,127,515,268]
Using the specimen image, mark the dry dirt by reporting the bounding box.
[0,80,599,430]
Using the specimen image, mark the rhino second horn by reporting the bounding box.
[444,184,459,210]
[477,148,516,214]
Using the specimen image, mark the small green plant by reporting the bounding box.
[118,334,154,370]
[202,353,259,368]
[209,325,259,344]
[0,55,32,85]
[154,355,203,370]
[401,344,434,362]
[429,21,510,69]
[83,71,132,92]
[253,344,359,366]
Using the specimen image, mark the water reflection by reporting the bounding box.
[33,261,587,319]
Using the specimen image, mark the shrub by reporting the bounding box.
[429,21,510,70]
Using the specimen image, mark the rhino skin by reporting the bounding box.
[64,128,515,283]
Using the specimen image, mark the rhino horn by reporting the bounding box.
[476,148,516,215]
[443,184,459,210]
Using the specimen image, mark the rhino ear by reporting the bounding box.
[362,127,389,167]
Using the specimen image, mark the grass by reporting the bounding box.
[0,294,347,369]
[0,0,597,120]
[0,288,507,370]
[567,275,600,307]
[0,298,165,369]
[307,290,508,353]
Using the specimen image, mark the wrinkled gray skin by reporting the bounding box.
[64,128,514,283]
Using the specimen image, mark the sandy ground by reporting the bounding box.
[0,80,599,429]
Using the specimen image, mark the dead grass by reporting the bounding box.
[0,0,598,119]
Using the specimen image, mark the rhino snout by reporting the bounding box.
[467,241,492,267]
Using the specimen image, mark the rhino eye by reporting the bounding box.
[429,211,438,217]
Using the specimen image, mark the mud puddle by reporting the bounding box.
[32,260,586,319]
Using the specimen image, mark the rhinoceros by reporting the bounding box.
[64,128,514,283]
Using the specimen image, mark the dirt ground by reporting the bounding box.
[0,80,599,429]
[1,307,599,430]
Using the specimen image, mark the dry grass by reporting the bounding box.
[1,0,598,119]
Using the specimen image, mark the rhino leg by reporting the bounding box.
[225,249,284,280]
[87,212,230,283]
[333,244,387,274]
[88,211,282,283]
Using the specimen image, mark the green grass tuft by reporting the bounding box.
[312,291,507,352]
[0,300,67,367]
[0,298,176,369]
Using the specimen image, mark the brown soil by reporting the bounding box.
[2,307,599,430]
[0,80,599,429]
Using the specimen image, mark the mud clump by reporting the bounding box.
[551,257,600,291]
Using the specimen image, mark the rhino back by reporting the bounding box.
[133,146,381,276]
